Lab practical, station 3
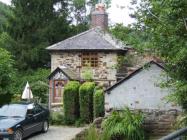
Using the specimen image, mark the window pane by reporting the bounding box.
[82,53,98,67]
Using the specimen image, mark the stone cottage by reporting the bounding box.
[46,3,127,105]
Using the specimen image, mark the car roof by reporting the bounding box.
[8,101,35,106]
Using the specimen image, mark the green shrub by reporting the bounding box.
[49,111,65,125]
[75,118,85,127]
[75,125,110,140]
[63,81,80,124]
[94,85,103,91]
[85,126,98,140]
[102,108,145,140]
[79,82,95,123]
[93,89,105,119]
[81,67,93,81]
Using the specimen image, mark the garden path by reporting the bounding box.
[26,126,85,140]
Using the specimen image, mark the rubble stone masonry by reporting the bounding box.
[51,52,118,85]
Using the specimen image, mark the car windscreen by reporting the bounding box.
[0,104,27,117]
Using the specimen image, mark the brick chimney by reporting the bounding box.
[91,3,108,30]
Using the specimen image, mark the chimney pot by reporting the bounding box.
[96,3,105,12]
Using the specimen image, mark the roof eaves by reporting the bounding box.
[48,67,80,81]
[48,48,127,52]
[47,67,61,79]
[48,67,72,80]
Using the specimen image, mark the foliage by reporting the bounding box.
[0,2,12,33]
[75,118,85,127]
[12,68,50,103]
[0,48,15,106]
[117,54,137,71]
[0,32,15,51]
[85,126,100,140]
[110,24,153,52]
[70,0,111,27]
[102,108,145,140]
[71,0,87,25]
[63,81,80,124]
[3,0,112,71]
[79,82,95,123]
[175,113,187,129]
[81,67,93,81]
[93,89,105,119]
[166,80,187,110]
[94,85,103,91]
[132,0,187,107]
[74,125,110,140]
[49,111,65,125]
[7,0,80,70]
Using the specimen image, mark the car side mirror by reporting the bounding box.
[27,109,33,118]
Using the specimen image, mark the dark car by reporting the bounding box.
[0,102,49,140]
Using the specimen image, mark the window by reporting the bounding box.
[82,52,98,67]
[33,104,43,114]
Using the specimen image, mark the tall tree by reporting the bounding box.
[71,0,111,25]
[0,48,15,106]
[110,24,152,52]
[132,0,187,106]
[7,0,71,70]
[0,2,12,33]
[71,0,87,24]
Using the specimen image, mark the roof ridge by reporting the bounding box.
[93,29,116,49]
[94,28,128,49]
[100,31,125,49]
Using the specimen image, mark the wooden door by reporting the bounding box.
[53,80,66,103]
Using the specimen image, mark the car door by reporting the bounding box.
[22,108,36,137]
[32,104,44,132]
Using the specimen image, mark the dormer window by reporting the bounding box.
[82,52,98,67]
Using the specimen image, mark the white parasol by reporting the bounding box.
[21,82,33,100]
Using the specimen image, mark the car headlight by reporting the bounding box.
[0,128,14,134]
[7,128,14,134]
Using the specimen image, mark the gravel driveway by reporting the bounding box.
[25,126,85,140]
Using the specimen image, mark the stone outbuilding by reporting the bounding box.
[105,61,180,111]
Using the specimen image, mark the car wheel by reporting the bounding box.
[42,120,49,133]
[13,129,23,140]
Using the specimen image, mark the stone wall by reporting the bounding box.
[105,109,180,138]
[51,52,118,85]
[73,109,181,140]
[143,109,180,138]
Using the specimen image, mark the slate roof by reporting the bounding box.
[46,27,128,52]
[48,66,79,80]
[105,61,165,92]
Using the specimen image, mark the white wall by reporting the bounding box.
[105,64,180,110]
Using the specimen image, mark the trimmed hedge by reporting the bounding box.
[79,82,95,123]
[63,81,80,124]
[93,89,105,119]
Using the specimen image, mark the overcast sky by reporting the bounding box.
[0,0,135,26]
